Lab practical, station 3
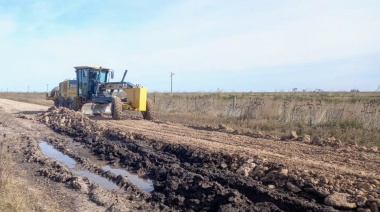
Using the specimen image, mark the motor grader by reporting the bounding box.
[46,80,77,108]
[46,66,155,120]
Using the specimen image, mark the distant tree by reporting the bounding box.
[292,88,298,92]
[350,89,360,92]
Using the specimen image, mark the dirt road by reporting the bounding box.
[0,98,379,211]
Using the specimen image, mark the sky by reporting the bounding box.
[0,0,379,92]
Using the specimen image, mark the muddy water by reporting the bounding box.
[68,141,154,192]
[39,141,121,191]
[39,142,76,168]
[103,165,154,192]
[68,142,102,165]
[40,141,154,193]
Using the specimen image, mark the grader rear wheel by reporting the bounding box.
[111,96,123,120]
[53,99,59,107]
[65,97,76,111]
[54,97,65,107]
[50,87,59,98]
[142,99,155,120]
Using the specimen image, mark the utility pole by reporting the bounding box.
[170,72,175,93]
[47,84,49,93]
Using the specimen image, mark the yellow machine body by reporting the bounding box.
[46,80,76,101]
[122,86,147,111]
[59,80,77,98]
[102,83,148,111]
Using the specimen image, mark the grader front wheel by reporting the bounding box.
[111,96,123,120]
[142,99,155,120]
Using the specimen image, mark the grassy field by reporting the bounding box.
[150,91,380,147]
[0,92,53,107]
[1,91,379,147]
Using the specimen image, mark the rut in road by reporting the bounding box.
[35,107,352,211]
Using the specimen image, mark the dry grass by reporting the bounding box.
[0,92,53,106]
[1,91,379,146]
[0,109,60,211]
[0,139,61,211]
[150,91,380,147]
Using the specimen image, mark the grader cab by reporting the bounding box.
[46,66,155,120]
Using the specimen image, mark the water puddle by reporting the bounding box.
[39,141,154,192]
[103,165,154,192]
[39,141,121,191]
[39,142,76,169]
[67,141,102,165]
[71,170,120,191]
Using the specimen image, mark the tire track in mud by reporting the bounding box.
[102,119,380,180]
[35,107,344,211]
[21,135,164,211]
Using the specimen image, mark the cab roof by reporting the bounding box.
[74,66,110,70]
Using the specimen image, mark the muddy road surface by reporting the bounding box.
[0,98,379,212]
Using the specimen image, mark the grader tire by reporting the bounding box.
[53,98,60,107]
[111,96,123,120]
[54,97,65,107]
[50,87,58,98]
[142,99,155,120]
[65,97,76,111]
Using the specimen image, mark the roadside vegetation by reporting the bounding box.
[150,91,380,147]
[0,135,60,211]
[0,92,52,106]
[1,91,379,147]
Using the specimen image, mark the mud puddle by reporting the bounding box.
[68,141,102,165]
[68,141,154,192]
[103,165,154,192]
[39,141,76,168]
[41,141,154,193]
[39,141,122,191]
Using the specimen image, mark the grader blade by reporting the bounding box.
[81,103,112,115]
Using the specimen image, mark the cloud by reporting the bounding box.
[0,15,16,37]
[123,0,380,72]
[0,0,379,92]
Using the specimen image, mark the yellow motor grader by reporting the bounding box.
[46,66,154,120]
[46,80,77,108]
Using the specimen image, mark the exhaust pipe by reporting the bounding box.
[121,70,128,82]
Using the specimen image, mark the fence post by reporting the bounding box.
[233,96,236,111]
